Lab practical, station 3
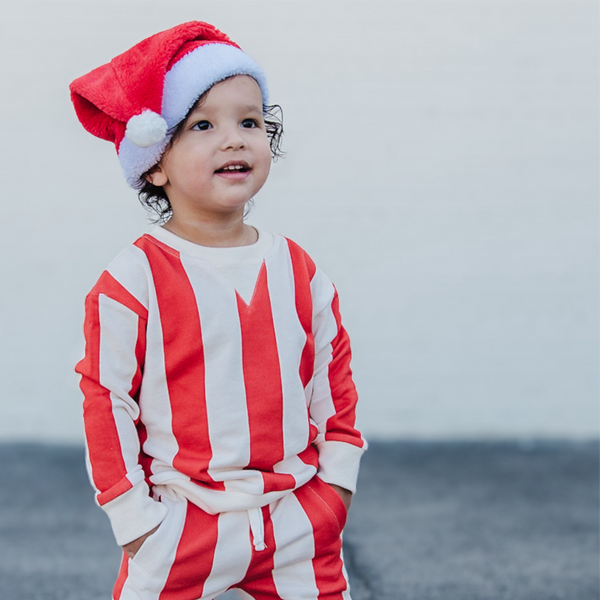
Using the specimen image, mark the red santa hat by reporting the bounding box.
[70,21,269,187]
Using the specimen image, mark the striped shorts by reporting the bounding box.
[113,476,352,600]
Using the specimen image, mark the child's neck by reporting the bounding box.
[162,216,258,248]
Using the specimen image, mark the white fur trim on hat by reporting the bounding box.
[161,43,268,126]
[125,110,168,148]
[119,136,171,188]
[119,42,268,187]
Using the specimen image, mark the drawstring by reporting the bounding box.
[247,507,266,551]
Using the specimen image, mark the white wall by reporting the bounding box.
[0,0,597,442]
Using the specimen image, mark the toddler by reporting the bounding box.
[72,21,366,600]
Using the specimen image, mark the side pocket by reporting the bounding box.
[310,476,349,534]
[129,506,172,572]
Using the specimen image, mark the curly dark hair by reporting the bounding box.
[136,89,284,224]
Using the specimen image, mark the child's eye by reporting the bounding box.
[192,120,211,131]
[241,118,258,129]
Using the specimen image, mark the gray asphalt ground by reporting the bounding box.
[0,441,597,600]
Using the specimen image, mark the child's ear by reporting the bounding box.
[145,164,168,187]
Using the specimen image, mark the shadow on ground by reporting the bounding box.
[0,441,597,600]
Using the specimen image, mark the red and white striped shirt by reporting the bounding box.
[76,227,366,545]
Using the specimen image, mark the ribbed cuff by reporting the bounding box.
[102,482,168,546]
[316,440,367,494]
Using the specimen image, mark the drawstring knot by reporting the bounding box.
[247,507,266,551]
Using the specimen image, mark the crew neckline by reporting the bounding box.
[148,225,274,267]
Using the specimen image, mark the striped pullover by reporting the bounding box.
[76,227,366,546]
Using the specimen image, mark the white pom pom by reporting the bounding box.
[125,110,168,148]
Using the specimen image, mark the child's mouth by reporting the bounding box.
[215,163,251,174]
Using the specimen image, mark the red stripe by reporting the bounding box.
[136,235,223,489]
[130,314,146,405]
[298,443,319,470]
[77,290,131,501]
[236,263,285,471]
[295,478,347,599]
[132,316,152,485]
[262,471,296,493]
[112,553,128,600]
[285,238,317,280]
[241,506,279,598]
[286,239,316,388]
[96,476,134,506]
[94,270,148,319]
[136,418,153,487]
[324,289,364,448]
[75,270,148,503]
[159,502,219,599]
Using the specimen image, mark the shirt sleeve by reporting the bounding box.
[309,268,367,494]
[75,270,167,546]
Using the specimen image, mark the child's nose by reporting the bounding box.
[220,125,246,151]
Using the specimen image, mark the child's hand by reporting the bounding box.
[122,524,160,559]
[329,484,352,512]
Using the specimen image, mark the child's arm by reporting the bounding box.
[309,267,367,499]
[76,270,167,547]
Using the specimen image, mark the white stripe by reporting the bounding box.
[266,238,311,458]
[201,511,253,598]
[181,256,252,476]
[98,294,142,479]
[270,493,319,600]
[273,454,316,489]
[106,244,151,311]
[137,276,180,482]
[308,269,339,440]
[118,488,188,600]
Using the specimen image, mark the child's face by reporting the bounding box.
[149,75,271,220]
